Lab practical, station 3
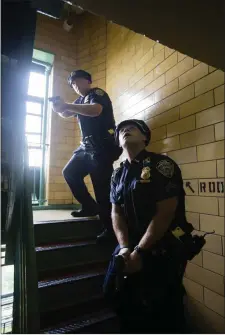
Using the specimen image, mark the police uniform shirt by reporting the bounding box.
[110,150,186,241]
[74,88,116,139]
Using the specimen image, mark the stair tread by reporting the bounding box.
[36,240,96,252]
[41,308,116,334]
[34,217,99,225]
[38,270,105,288]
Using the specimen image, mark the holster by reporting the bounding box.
[164,227,207,261]
[81,134,122,160]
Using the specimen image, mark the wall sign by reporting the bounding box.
[184,180,198,195]
[199,179,224,197]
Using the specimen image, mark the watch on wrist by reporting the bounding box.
[134,245,145,256]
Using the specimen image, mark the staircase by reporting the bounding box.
[34,216,119,333]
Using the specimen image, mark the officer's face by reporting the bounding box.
[72,78,90,96]
[119,124,146,147]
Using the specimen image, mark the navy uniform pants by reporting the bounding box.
[104,245,188,334]
[62,144,120,230]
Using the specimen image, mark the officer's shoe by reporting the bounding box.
[96,229,116,244]
[71,209,99,218]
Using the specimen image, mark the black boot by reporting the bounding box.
[71,208,99,218]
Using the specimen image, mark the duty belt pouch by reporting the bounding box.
[169,230,215,261]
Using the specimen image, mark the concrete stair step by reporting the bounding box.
[41,309,119,334]
[40,294,108,330]
[38,270,106,313]
[36,240,113,274]
[34,218,102,245]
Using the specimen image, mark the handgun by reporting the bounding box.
[114,254,126,292]
[48,96,61,103]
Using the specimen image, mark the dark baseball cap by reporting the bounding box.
[68,70,92,87]
[115,119,151,146]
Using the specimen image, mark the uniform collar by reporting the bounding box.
[123,150,150,168]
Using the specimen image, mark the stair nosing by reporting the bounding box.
[38,271,105,288]
[36,240,97,252]
[34,217,99,225]
[41,309,116,334]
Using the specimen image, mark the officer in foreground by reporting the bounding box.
[52,70,121,241]
[104,119,193,333]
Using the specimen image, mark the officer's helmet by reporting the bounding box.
[68,70,92,87]
[115,119,151,146]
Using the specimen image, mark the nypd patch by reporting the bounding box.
[156,160,174,178]
[95,89,104,96]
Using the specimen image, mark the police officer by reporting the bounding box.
[105,119,191,333]
[52,70,121,241]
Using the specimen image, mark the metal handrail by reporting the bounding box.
[12,141,40,334]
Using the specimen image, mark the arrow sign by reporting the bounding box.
[186,181,195,193]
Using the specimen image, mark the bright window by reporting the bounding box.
[26,67,46,168]
[27,72,46,98]
[25,134,41,146]
[25,115,42,133]
[26,101,42,115]
[28,148,42,167]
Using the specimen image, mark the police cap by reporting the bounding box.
[115,119,151,146]
[68,70,92,87]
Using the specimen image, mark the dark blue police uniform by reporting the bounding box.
[105,149,189,333]
[63,87,121,230]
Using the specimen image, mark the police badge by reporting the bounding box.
[141,166,151,180]
[156,160,174,178]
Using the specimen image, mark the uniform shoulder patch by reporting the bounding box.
[95,88,104,96]
[156,160,174,178]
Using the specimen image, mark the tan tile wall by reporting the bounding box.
[74,13,107,199]
[106,22,225,333]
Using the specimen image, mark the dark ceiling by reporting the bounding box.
[74,0,225,71]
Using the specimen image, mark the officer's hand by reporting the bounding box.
[52,98,66,114]
[118,247,131,262]
[125,250,142,274]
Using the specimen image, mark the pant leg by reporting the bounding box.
[89,155,113,230]
[141,254,187,334]
[62,149,98,211]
